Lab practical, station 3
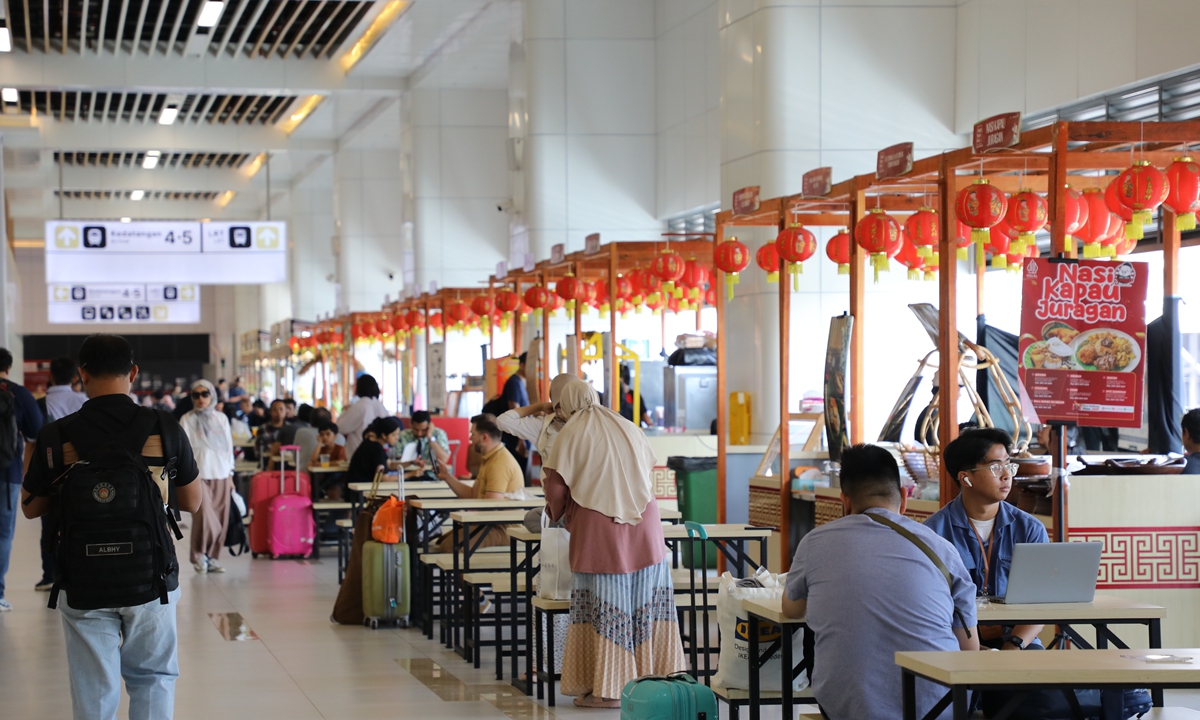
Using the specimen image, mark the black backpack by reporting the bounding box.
[45,409,183,611]
[0,381,23,473]
[225,497,249,556]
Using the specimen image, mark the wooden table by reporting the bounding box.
[662,523,773,577]
[741,597,813,720]
[896,648,1200,720]
[407,497,545,553]
[449,509,534,658]
[308,463,349,473]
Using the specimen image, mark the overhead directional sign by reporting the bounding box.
[47,283,201,324]
[45,220,287,284]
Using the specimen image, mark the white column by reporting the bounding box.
[522,0,660,258]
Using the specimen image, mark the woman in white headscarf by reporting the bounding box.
[180,379,236,574]
[545,378,686,708]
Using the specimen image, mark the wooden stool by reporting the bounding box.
[532,596,570,707]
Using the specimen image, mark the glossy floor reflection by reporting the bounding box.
[3,514,1200,719]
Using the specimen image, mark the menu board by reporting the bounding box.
[45,220,287,284]
[1018,258,1147,428]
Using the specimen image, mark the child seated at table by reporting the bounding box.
[310,421,347,466]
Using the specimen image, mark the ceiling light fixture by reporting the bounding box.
[158,106,179,125]
[216,190,235,208]
[338,0,410,73]
[142,151,161,170]
[0,27,11,53]
[1,88,16,103]
[121,217,132,223]
[130,190,145,201]
[278,94,324,134]
[197,1,225,28]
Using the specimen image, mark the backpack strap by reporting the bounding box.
[865,511,973,639]
[152,409,182,523]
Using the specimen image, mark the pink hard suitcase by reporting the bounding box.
[250,446,314,558]
[264,493,315,559]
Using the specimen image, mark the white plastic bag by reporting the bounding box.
[537,509,573,600]
[711,568,809,693]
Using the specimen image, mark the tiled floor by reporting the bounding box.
[3,516,1200,719]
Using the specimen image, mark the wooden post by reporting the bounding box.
[573,262,584,379]
[512,280,523,360]
[487,281,495,360]
[423,301,431,411]
[609,244,620,412]
[937,153,960,506]
[778,216,792,571]
[1050,121,1074,258]
[848,187,866,444]
[541,272,551,401]
[715,224,727,525]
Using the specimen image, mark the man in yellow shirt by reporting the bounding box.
[435,414,524,550]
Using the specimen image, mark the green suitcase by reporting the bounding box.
[361,540,410,629]
[621,673,717,720]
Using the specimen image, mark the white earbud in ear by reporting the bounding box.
[960,475,973,488]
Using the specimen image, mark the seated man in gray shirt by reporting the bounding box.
[783,444,979,720]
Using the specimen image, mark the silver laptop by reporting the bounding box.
[993,542,1103,604]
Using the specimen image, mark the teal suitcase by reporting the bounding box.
[621,673,717,720]
[361,541,410,629]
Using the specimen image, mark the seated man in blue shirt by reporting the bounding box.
[1182,409,1200,475]
[782,444,978,720]
[925,428,1048,650]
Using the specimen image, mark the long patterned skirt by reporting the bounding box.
[561,557,687,700]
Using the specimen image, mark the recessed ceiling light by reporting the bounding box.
[142,151,160,169]
[121,217,132,223]
[130,190,145,201]
[0,29,11,53]
[197,1,225,28]
[158,106,178,125]
[1,88,16,103]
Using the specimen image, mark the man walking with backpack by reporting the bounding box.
[21,335,202,720]
[0,347,45,611]
[35,356,89,591]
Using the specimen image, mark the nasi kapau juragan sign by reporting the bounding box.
[44,220,287,284]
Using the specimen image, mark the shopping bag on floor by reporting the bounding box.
[711,568,809,693]
[537,509,573,600]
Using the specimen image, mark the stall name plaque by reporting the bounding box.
[876,143,913,180]
[802,167,832,197]
[523,252,536,272]
[732,186,760,216]
[1017,258,1148,428]
[495,260,507,278]
[550,244,565,264]
[973,112,1022,153]
[584,233,601,255]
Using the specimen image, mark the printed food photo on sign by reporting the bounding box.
[1017,259,1148,428]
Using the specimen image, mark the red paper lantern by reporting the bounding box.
[1005,189,1048,255]
[614,274,633,302]
[955,179,1008,268]
[650,250,686,297]
[548,294,565,315]
[1114,160,1169,237]
[374,318,390,336]
[630,267,663,305]
[1077,188,1116,258]
[678,259,710,300]
[1113,235,1138,257]
[826,230,852,274]
[704,287,716,306]
[954,220,974,260]
[905,207,939,259]
[405,310,425,330]
[524,285,553,310]
[1166,157,1200,231]
[1062,187,1089,253]
[328,331,344,346]
[288,335,301,352]
[428,313,443,330]
[471,296,494,318]
[447,302,474,327]
[986,223,1012,269]
[555,275,587,305]
[776,225,817,289]
[713,237,750,300]
[350,323,366,341]
[894,235,925,281]
[1105,177,1135,238]
[1099,211,1126,258]
[495,290,521,314]
[855,209,902,282]
[391,314,409,333]
[756,242,782,283]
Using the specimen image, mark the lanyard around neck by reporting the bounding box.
[970,520,997,596]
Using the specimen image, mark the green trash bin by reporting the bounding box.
[667,456,719,569]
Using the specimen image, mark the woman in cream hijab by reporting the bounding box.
[544,378,686,708]
[179,379,236,574]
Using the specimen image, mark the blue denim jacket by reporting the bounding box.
[923,495,1049,599]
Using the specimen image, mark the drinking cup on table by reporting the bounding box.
[320,453,330,467]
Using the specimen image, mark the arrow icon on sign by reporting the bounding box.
[55,226,79,248]
[255,226,279,249]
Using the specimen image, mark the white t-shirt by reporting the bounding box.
[969,516,996,543]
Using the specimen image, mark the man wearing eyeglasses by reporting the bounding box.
[926,429,1047,646]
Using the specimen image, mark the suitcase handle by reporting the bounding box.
[280,445,302,493]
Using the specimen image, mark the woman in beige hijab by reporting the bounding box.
[545,378,686,708]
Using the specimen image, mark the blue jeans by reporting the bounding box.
[59,588,181,720]
[0,482,20,599]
